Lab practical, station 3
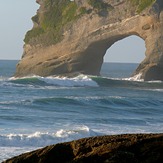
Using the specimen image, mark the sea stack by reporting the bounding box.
[15,0,163,81]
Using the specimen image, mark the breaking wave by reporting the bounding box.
[9,75,98,87]
[5,74,163,89]
[91,76,163,89]
[0,126,97,147]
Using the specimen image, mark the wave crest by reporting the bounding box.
[9,75,98,87]
[0,126,97,147]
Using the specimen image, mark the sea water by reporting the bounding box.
[0,60,163,161]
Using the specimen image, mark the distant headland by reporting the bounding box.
[15,0,163,81]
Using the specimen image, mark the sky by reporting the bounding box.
[105,36,146,63]
[0,0,39,60]
[0,0,146,63]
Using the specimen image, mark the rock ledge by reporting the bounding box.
[3,133,163,163]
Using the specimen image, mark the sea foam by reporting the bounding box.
[123,73,143,81]
[39,75,98,87]
[0,125,97,147]
[9,75,99,87]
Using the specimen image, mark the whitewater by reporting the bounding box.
[0,60,163,161]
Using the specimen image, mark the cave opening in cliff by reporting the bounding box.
[101,35,146,78]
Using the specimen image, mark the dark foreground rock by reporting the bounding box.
[3,133,163,163]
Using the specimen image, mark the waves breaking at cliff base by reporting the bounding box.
[6,74,163,91]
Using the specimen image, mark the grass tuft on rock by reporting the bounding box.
[129,0,156,13]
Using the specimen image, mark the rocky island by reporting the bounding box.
[15,0,163,81]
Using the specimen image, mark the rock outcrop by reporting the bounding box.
[3,133,163,163]
[15,0,163,81]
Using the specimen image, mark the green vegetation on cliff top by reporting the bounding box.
[24,0,78,45]
[24,0,156,46]
[129,0,156,13]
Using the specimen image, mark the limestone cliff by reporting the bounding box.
[15,0,163,81]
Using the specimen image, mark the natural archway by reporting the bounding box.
[15,0,163,81]
[101,35,146,78]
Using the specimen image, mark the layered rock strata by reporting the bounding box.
[15,0,163,81]
[3,133,163,163]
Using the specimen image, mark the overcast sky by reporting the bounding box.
[0,0,145,63]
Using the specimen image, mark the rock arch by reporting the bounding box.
[15,0,163,81]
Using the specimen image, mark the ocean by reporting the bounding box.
[0,60,163,161]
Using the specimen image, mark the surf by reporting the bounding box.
[0,125,97,147]
[91,75,163,89]
[9,75,98,87]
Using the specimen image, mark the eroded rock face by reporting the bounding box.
[3,134,163,163]
[15,0,163,81]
